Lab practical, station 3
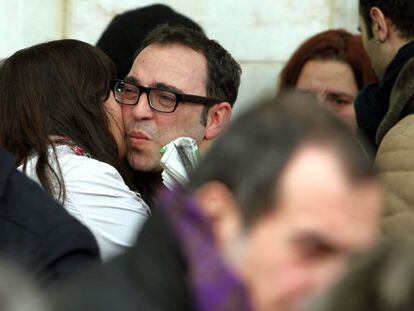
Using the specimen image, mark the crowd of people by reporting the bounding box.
[0,1,413,310]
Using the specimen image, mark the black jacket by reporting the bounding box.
[53,208,194,311]
[0,148,100,285]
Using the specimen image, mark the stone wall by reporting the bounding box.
[0,0,359,115]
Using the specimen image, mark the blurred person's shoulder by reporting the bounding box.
[0,148,100,283]
[1,147,86,235]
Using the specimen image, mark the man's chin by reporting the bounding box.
[127,153,161,173]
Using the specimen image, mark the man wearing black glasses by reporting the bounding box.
[115,24,241,203]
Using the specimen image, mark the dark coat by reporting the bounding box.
[0,148,100,285]
[52,208,194,311]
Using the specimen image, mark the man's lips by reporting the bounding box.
[128,132,151,147]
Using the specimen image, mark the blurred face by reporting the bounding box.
[122,43,208,172]
[222,145,382,311]
[296,60,359,133]
[104,91,126,158]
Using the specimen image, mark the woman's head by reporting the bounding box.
[0,39,128,197]
[279,29,378,132]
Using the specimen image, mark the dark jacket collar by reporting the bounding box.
[0,148,14,197]
[355,40,414,149]
[376,56,414,143]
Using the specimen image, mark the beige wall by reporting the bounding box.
[0,0,359,115]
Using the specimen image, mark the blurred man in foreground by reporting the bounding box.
[55,93,382,311]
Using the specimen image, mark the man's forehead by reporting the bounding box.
[276,146,375,220]
[133,43,207,70]
[272,145,380,249]
[128,43,208,95]
[278,145,349,199]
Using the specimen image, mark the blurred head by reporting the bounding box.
[121,24,241,172]
[0,39,129,198]
[358,0,414,78]
[279,29,378,132]
[189,93,383,311]
[96,4,204,79]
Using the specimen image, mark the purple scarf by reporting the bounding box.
[158,188,252,311]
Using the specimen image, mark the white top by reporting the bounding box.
[19,145,150,261]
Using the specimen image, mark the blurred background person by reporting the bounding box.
[53,93,382,311]
[356,0,414,238]
[96,4,203,79]
[0,39,149,261]
[311,238,414,311]
[279,29,378,133]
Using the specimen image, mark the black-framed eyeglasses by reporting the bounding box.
[112,79,222,113]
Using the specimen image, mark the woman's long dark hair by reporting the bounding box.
[0,39,131,200]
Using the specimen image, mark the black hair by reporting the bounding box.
[359,0,414,39]
[96,4,204,79]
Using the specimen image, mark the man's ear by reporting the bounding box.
[370,7,389,43]
[194,181,242,250]
[204,102,232,140]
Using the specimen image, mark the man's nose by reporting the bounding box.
[131,92,154,120]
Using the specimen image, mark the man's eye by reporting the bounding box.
[334,99,347,105]
[160,95,175,101]
[326,96,350,106]
[294,237,335,260]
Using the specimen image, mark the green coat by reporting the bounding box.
[376,57,414,236]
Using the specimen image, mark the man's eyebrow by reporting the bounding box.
[325,91,355,100]
[122,78,186,94]
[124,76,138,84]
[154,82,184,94]
[292,232,343,254]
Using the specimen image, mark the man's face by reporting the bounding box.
[358,14,385,78]
[224,145,382,311]
[123,43,208,172]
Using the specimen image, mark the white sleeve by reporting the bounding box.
[61,157,150,261]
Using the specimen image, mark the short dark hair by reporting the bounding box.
[188,92,376,226]
[359,0,414,39]
[137,24,242,108]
